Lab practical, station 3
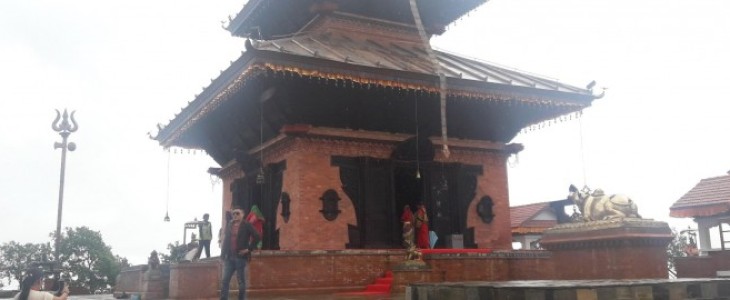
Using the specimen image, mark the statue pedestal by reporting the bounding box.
[392,260,436,292]
[140,269,166,300]
[394,260,429,271]
[541,218,673,280]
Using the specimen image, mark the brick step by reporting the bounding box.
[363,283,390,293]
[375,278,393,285]
[336,291,390,298]
[335,271,393,297]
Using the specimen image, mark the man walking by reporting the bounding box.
[197,213,213,258]
[220,207,260,300]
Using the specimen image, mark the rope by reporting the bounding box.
[415,91,421,178]
[409,0,450,158]
[578,111,588,188]
[165,149,171,218]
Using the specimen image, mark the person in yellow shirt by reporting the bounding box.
[197,213,213,258]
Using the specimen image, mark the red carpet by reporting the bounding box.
[336,249,490,297]
[336,271,392,297]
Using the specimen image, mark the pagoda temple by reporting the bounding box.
[154,0,598,251]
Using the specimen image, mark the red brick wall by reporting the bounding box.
[113,265,145,298]
[445,149,512,250]
[264,134,514,250]
[162,250,555,297]
[119,247,672,298]
[676,251,730,278]
[548,245,669,279]
[169,262,219,299]
[249,250,402,290]
[507,251,555,280]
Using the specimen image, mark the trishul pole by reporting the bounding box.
[52,109,78,262]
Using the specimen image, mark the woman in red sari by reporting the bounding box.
[414,204,430,249]
[401,205,414,247]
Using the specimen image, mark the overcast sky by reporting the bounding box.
[1,0,729,266]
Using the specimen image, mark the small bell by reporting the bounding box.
[416,169,421,179]
[164,212,170,222]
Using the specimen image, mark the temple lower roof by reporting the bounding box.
[154,13,597,156]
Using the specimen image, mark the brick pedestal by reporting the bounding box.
[140,269,166,300]
[169,260,220,299]
[540,219,673,280]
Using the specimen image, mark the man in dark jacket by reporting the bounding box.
[220,207,260,300]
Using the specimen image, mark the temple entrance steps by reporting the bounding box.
[335,271,393,298]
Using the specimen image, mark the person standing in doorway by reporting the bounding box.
[220,207,260,300]
[415,204,430,249]
[198,213,213,258]
[401,205,414,247]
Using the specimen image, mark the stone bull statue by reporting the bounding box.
[568,184,641,221]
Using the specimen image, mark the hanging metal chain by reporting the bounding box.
[409,0,450,158]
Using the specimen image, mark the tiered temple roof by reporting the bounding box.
[154,1,599,165]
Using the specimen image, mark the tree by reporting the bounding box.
[0,241,53,287]
[56,226,125,293]
[159,241,189,263]
[666,227,697,278]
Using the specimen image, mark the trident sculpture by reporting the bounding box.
[52,109,78,262]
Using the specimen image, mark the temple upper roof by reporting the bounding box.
[246,13,589,94]
[227,0,487,39]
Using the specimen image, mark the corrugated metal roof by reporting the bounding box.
[249,32,590,94]
[671,173,730,218]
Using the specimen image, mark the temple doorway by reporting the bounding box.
[335,154,481,249]
[394,164,422,228]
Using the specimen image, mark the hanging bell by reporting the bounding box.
[416,168,421,179]
[164,212,170,222]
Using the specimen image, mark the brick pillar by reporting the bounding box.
[541,219,673,280]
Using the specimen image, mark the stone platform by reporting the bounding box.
[406,278,730,300]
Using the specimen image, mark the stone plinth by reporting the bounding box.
[540,219,673,280]
[406,278,730,300]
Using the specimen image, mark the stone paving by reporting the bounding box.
[68,294,403,300]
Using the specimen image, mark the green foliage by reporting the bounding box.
[159,241,189,263]
[56,226,123,293]
[0,241,52,286]
[1,227,128,293]
[667,227,695,277]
